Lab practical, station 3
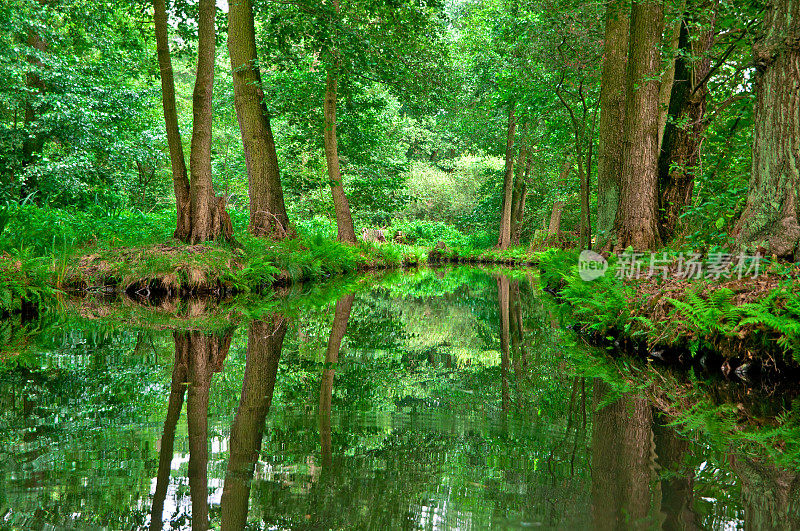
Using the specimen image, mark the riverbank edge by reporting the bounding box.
[0,239,539,317]
[539,249,800,380]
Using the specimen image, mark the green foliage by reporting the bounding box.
[668,288,739,334]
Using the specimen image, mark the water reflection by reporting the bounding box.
[221,316,287,530]
[4,269,800,528]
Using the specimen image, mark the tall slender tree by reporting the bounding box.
[153,0,191,239]
[497,105,517,249]
[228,0,294,239]
[153,0,232,242]
[657,1,717,243]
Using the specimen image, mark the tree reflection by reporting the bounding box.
[150,330,233,530]
[220,315,288,531]
[319,293,355,471]
[591,380,660,529]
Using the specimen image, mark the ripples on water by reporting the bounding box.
[1,268,797,529]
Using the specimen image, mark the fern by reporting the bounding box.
[668,288,739,335]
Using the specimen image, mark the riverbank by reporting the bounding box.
[0,236,539,317]
[541,249,800,377]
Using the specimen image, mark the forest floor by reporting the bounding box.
[540,249,800,380]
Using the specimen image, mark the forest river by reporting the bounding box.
[2,268,799,529]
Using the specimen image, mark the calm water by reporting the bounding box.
[1,268,799,529]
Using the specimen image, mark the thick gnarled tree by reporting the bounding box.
[595,0,629,250]
[614,0,664,251]
[733,0,800,258]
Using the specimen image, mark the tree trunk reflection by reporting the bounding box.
[220,315,287,531]
[320,294,355,471]
[592,380,659,529]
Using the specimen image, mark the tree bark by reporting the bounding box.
[510,152,531,245]
[153,0,191,239]
[220,316,287,530]
[323,0,357,244]
[319,293,355,470]
[595,0,629,250]
[658,8,685,152]
[733,0,800,258]
[657,2,717,243]
[228,0,294,239]
[187,0,232,243]
[510,131,528,246]
[614,0,665,251]
[497,105,517,249]
[548,157,572,239]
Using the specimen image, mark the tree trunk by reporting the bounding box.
[228,0,294,239]
[153,0,191,239]
[179,330,232,531]
[21,22,47,168]
[187,0,232,243]
[614,0,665,251]
[319,293,355,470]
[510,134,528,246]
[324,64,358,243]
[657,3,716,243]
[220,316,287,530]
[548,157,572,239]
[733,0,800,258]
[658,8,685,152]
[595,0,629,250]
[497,105,517,249]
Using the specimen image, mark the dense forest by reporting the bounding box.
[2,0,797,259]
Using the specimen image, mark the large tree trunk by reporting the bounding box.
[228,0,294,239]
[187,0,232,243]
[153,0,191,239]
[657,3,716,243]
[178,330,232,531]
[595,0,629,250]
[614,0,665,251]
[497,105,517,249]
[319,293,355,470]
[733,0,800,258]
[592,381,660,529]
[220,316,287,530]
